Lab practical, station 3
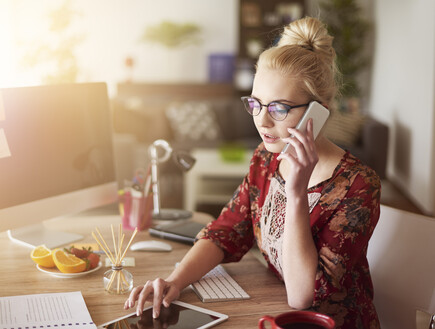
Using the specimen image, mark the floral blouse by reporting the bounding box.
[196,143,381,329]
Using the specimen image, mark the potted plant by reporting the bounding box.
[141,21,202,48]
[319,0,372,147]
[319,0,371,111]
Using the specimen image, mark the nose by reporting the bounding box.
[254,105,273,127]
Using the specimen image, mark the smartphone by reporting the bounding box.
[281,101,330,154]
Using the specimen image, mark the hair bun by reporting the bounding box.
[277,17,335,61]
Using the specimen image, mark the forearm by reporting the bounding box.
[281,196,318,309]
[166,239,225,291]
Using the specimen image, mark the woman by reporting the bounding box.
[125,16,380,329]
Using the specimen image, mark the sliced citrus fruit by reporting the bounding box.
[52,249,87,273]
[30,245,56,268]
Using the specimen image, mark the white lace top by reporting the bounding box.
[260,175,321,277]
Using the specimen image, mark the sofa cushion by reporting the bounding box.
[166,101,223,143]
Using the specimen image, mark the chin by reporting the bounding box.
[263,142,284,154]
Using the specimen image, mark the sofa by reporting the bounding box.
[324,112,389,179]
[112,82,261,150]
[348,117,389,180]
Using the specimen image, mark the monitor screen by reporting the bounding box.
[0,82,118,248]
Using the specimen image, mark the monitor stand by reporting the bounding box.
[7,224,83,249]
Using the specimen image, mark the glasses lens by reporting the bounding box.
[268,102,289,121]
[242,97,261,116]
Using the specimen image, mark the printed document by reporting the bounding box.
[0,291,96,329]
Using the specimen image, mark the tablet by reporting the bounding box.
[149,220,206,245]
[97,301,228,329]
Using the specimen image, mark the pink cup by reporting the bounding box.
[120,190,153,231]
[259,311,335,329]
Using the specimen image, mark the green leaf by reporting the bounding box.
[141,21,202,48]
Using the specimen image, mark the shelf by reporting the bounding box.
[235,0,306,92]
[237,0,306,60]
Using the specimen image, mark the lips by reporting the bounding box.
[262,132,279,143]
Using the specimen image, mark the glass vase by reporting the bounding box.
[103,262,133,294]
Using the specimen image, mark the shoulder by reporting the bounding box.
[332,152,380,190]
[343,152,381,192]
[321,152,381,210]
[319,153,381,237]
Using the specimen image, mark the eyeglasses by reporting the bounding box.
[241,96,309,121]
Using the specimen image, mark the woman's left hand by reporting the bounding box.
[277,119,318,197]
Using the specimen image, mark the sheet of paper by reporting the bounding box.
[0,291,96,329]
[0,129,11,159]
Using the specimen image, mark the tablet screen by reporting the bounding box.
[99,301,228,329]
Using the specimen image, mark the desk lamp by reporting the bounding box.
[149,139,196,220]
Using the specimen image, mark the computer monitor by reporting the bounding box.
[0,82,118,248]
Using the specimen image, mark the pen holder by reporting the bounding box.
[119,189,153,231]
[103,261,133,294]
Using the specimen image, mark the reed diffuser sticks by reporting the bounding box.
[92,225,137,294]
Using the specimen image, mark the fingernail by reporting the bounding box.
[129,301,133,308]
[153,311,158,319]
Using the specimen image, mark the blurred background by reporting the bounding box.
[0,0,433,216]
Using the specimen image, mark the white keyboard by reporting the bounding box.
[191,265,250,303]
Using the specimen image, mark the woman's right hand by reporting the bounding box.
[124,278,181,319]
[125,239,225,319]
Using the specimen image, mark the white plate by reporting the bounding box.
[36,262,103,278]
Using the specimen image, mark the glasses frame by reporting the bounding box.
[241,96,310,121]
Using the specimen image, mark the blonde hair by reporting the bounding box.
[256,17,341,105]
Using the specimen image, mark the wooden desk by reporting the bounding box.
[0,212,289,328]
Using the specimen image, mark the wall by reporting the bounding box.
[369,0,435,214]
[76,0,238,91]
[0,0,238,95]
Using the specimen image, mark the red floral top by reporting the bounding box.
[197,143,381,329]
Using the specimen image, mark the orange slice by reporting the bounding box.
[52,249,87,273]
[30,245,56,268]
